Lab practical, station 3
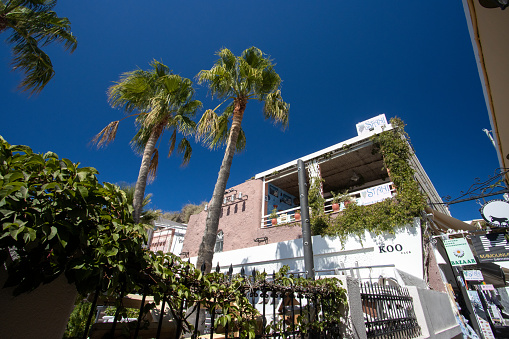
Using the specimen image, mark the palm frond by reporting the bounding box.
[196,48,238,98]
[167,129,176,157]
[177,138,192,166]
[4,3,77,93]
[143,98,166,128]
[9,34,53,94]
[91,121,119,148]
[150,59,170,78]
[173,114,197,136]
[242,46,271,69]
[160,73,181,94]
[8,1,56,13]
[196,108,220,142]
[147,148,159,183]
[217,48,236,71]
[31,11,77,52]
[259,66,281,94]
[130,123,152,155]
[236,127,246,153]
[108,69,152,112]
[263,90,289,129]
[196,103,234,149]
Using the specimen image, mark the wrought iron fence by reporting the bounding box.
[81,264,345,339]
[360,281,420,339]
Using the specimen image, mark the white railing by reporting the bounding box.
[261,182,395,228]
[261,206,301,228]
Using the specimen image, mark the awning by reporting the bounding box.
[425,207,478,233]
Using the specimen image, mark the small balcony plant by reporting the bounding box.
[270,208,278,226]
[294,209,301,222]
[331,191,341,212]
[331,191,354,212]
[340,191,354,208]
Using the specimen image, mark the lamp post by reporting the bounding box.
[297,159,315,280]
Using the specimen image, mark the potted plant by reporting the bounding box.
[331,191,341,212]
[270,208,278,226]
[294,209,301,222]
[340,191,354,208]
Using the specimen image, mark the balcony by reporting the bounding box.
[262,182,396,228]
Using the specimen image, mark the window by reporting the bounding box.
[214,230,224,253]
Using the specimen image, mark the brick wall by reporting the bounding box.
[182,179,302,257]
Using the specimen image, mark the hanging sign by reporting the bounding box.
[479,284,495,291]
[480,199,509,227]
[443,238,476,266]
[463,270,484,281]
[471,232,509,263]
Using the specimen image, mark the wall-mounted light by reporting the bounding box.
[351,171,360,182]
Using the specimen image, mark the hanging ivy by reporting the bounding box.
[310,118,427,240]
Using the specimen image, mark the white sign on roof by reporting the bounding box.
[356,114,388,136]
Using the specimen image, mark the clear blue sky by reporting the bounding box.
[0,1,500,221]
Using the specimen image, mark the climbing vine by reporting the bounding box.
[310,118,427,240]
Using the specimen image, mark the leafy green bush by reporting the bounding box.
[63,298,92,339]
[0,136,149,295]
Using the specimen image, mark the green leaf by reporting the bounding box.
[58,234,67,248]
[10,224,24,240]
[48,226,58,240]
[41,182,60,191]
[105,248,118,257]
[43,151,58,160]
[77,186,88,199]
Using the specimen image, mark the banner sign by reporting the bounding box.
[443,238,476,266]
[360,183,393,206]
[463,270,484,281]
[471,232,509,263]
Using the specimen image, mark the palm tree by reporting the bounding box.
[92,60,201,225]
[195,47,289,272]
[0,0,77,94]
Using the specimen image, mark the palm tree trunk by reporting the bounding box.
[133,126,161,225]
[197,97,247,273]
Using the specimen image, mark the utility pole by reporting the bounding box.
[297,159,315,280]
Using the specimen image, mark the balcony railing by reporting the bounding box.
[261,182,395,228]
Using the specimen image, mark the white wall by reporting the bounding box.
[191,219,423,282]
